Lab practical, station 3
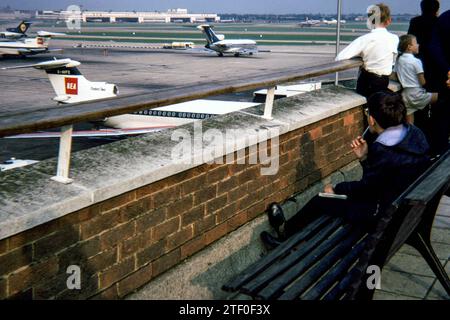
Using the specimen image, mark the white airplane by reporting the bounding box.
[299,18,346,27]
[0,21,32,39]
[2,58,118,103]
[321,19,346,25]
[0,21,65,57]
[197,24,257,57]
[299,18,323,27]
[1,58,259,137]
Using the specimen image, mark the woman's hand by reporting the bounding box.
[351,136,368,160]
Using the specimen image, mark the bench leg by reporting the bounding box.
[407,231,450,296]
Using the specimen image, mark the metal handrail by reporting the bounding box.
[0,58,362,137]
[0,58,362,183]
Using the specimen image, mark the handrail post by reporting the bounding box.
[51,125,74,184]
[262,86,276,120]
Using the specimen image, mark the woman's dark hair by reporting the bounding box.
[421,0,440,16]
[367,91,406,129]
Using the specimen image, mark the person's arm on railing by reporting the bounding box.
[335,37,364,61]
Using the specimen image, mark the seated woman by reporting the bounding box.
[261,91,431,249]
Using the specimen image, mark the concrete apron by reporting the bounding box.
[127,161,362,300]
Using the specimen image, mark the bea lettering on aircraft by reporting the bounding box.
[65,77,78,95]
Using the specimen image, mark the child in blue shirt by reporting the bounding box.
[393,34,438,123]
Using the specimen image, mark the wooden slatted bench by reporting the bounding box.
[222,150,450,300]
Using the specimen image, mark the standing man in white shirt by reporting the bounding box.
[336,3,399,98]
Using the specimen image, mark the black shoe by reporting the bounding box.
[260,231,283,250]
[267,203,286,237]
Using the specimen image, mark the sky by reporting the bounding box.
[3,0,450,15]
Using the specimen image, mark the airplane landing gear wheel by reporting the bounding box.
[234,53,240,57]
[217,52,224,57]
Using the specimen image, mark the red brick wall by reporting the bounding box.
[0,107,364,299]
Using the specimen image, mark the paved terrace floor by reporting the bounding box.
[374,195,450,300]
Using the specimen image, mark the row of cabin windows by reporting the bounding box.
[135,110,214,119]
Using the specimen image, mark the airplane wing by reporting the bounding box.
[0,31,24,38]
[188,47,217,54]
[17,48,48,54]
[223,47,241,53]
[215,43,241,53]
[36,31,66,37]
[14,48,64,56]
[1,58,78,70]
[4,126,173,139]
[46,48,64,53]
[223,47,258,55]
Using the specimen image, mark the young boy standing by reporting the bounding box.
[336,3,399,98]
[393,34,438,123]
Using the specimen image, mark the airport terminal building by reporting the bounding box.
[35,8,220,23]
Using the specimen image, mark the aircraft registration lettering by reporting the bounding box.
[65,77,78,95]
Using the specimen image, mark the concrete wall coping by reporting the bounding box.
[0,86,366,240]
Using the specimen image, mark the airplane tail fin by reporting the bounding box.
[2,58,118,103]
[7,21,32,35]
[196,24,221,44]
[40,59,86,102]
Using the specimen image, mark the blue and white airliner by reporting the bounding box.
[197,24,258,57]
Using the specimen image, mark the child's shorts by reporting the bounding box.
[401,87,432,115]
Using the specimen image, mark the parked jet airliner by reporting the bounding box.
[0,21,32,39]
[0,21,64,57]
[197,24,257,57]
[1,58,258,137]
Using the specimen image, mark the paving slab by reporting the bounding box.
[434,215,450,229]
[377,269,435,299]
[373,290,421,300]
[431,228,450,245]
[398,242,450,261]
[425,278,450,300]
[385,252,448,278]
